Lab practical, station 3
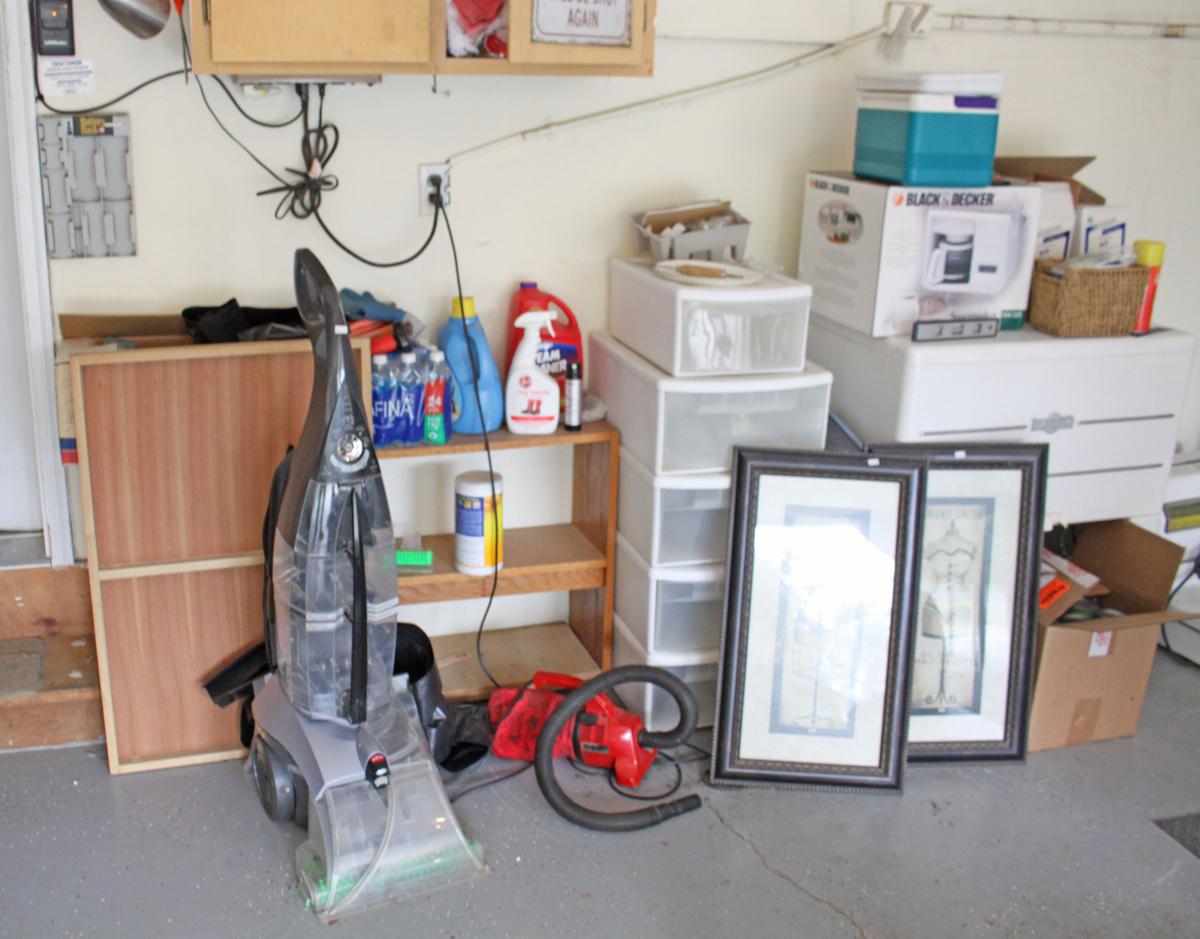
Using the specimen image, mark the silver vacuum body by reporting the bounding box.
[248,250,481,921]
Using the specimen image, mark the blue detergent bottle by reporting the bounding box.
[437,296,504,434]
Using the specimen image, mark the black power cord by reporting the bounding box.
[1161,559,1200,669]
[210,77,304,128]
[33,65,188,115]
[433,183,503,690]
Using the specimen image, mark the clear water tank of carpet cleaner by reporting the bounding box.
[273,398,401,723]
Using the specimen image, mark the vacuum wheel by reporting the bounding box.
[251,735,296,822]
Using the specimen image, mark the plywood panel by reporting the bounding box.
[76,342,369,569]
[100,567,262,766]
[80,350,311,568]
[210,0,430,65]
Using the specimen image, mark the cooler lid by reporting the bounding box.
[856,71,1005,96]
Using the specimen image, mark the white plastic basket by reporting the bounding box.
[618,448,730,567]
[589,332,831,475]
[610,259,811,378]
[611,613,718,732]
[615,534,724,655]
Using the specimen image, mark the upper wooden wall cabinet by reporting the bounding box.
[191,0,655,77]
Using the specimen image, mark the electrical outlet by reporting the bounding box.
[419,163,450,216]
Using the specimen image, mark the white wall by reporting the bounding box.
[46,1,1200,451]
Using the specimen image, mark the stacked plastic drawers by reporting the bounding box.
[591,259,832,730]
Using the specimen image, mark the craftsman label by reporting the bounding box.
[533,0,631,46]
[37,57,93,96]
[1088,630,1113,658]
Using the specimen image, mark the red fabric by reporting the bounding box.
[488,686,575,762]
[452,0,507,33]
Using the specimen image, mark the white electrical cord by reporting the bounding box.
[444,21,887,166]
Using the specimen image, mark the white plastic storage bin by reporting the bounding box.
[610,259,811,377]
[612,614,718,732]
[618,448,731,567]
[590,332,831,475]
[616,533,724,654]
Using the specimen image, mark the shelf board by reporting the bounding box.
[431,621,601,701]
[397,523,605,603]
[377,420,616,460]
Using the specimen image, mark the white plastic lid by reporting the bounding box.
[456,470,503,494]
[400,352,417,363]
[857,71,1004,96]
[429,349,445,362]
[372,354,387,365]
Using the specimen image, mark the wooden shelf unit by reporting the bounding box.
[384,421,620,700]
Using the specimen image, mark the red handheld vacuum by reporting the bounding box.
[491,666,702,831]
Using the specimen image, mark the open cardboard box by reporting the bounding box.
[993,156,1121,260]
[1028,520,1198,752]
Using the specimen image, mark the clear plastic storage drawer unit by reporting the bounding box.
[612,614,718,732]
[616,534,724,655]
[610,258,812,377]
[618,448,731,567]
[589,332,831,475]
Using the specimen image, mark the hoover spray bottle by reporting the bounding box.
[423,350,453,445]
[505,310,560,435]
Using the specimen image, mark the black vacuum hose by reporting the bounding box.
[534,665,702,832]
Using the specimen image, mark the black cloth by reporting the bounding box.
[181,298,304,344]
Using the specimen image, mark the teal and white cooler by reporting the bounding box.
[853,72,1004,187]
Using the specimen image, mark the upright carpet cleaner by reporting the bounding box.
[206,250,483,921]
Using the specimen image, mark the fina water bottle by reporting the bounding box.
[396,352,426,447]
[371,354,395,447]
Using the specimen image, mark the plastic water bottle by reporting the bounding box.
[371,354,395,447]
[396,352,426,447]
[423,349,453,445]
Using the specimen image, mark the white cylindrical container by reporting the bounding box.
[455,471,504,576]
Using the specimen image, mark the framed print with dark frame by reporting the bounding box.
[711,449,925,792]
[868,443,1048,761]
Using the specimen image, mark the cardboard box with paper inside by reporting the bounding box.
[1028,520,1197,752]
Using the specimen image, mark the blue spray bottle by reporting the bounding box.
[437,296,504,434]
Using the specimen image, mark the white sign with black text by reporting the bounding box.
[532,0,631,46]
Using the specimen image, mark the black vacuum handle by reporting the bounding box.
[348,490,369,725]
[534,665,701,832]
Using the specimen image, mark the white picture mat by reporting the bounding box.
[908,467,1022,744]
[737,474,900,768]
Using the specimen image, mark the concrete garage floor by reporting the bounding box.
[2,654,1198,939]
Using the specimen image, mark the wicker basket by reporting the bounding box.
[1029,260,1150,338]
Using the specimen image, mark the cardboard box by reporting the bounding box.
[1071,204,1129,258]
[798,171,1041,337]
[1028,520,1198,752]
[993,156,1128,260]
